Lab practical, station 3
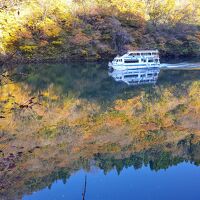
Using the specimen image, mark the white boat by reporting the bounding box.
[109,68,160,86]
[108,50,160,70]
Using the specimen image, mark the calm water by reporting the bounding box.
[23,164,200,200]
[0,62,200,200]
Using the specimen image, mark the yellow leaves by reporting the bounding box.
[188,81,200,114]
[42,86,60,101]
[145,0,200,25]
[0,11,22,53]
[19,45,37,53]
[0,81,27,104]
[102,143,121,153]
[110,0,146,19]
[38,18,61,37]
[0,0,74,54]
[51,40,63,46]
[0,80,32,130]
[80,49,89,57]
[114,97,142,117]
[146,0,176,24]
[113,88,179,130]
[189,81,200,97]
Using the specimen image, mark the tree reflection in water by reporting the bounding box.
[0,62,200,199]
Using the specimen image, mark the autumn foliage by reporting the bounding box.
[0,0,200,63]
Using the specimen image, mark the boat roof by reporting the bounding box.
[127,50,159,53]
[115,50,159,59]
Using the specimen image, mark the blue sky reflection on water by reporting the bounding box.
[23,162,200,200]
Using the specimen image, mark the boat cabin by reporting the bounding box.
[109,50,160,70]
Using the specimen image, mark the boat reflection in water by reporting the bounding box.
[109,67,160,85]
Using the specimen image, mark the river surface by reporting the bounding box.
[0,62,200,200]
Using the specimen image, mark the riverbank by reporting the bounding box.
[1,55,200,68]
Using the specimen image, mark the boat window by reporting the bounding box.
[152,52,158,55]
[124,60,139,63]
[129,53,140,56]
[124,74,138,78]
[147,73,153,77]
[148,59,154,63]
[155,59,159,62]
[141,59,146,62]
[140,74,146,77]
[141,53,152,56]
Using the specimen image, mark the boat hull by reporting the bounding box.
[109,63,160,70]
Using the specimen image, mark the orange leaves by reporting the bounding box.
[39,40,49,47]
[105,115,124,128]
[19,28,33,39]
[194,33,200,42]
[83,133,92,140]
[110,0,146,19]
[71,32,91,45]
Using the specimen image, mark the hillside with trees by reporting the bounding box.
[0,0,200,64]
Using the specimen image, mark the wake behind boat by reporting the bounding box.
[108,50,160,70]
[160,62,200,69]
